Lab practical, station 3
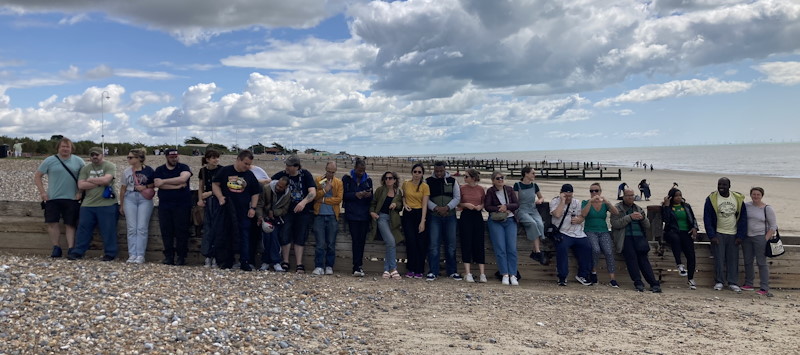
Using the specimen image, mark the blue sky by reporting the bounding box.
[0,0,798,156]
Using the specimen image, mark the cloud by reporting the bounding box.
[620,129,660,139]
[58,13,88,25]
[350,0,800,99]
[0,0,346,45]
[755,61,800,86]
[594,78,751,107]
[115,69,180,80]
[547,131,604,139]
[221,38,378,72]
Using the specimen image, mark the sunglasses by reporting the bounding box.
[412,170,423,174]
[589,189,600,193]
[494,177,504,181]
[90,153,100,157]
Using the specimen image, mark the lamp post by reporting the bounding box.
[100,91,110,153]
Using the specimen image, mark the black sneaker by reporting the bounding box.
[589,273,598,285]
[539,252,550,266]
[651,285,662,293]
[176,256,186,266]
[558,278,567,286]
[449,273,463,281]
[240,263,253,272]
[51,245,63,258]
[635,284,645,292]
[530,251,541,262]
[67,252,82,260]
[100,255,114,262]
[162,257,175,265]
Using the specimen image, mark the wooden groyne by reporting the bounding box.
[1,201,795,289]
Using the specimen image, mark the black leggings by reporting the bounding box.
[459,209,485,264]
[668,230,696,279]
[402,208,428,274]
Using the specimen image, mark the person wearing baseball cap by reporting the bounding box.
[68,146,118,261]
[153,147,193,265]
[550,183,593,287]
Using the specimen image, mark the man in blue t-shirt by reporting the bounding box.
[34,137,85,258]
[153,148,192,266]
[212,150,262,271]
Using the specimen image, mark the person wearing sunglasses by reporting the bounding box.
[68,147,118,261]
[485,172,520,286]
[119,148,154,264]
[580,183,619,287]
[370,171,404,280]
[401,163,430,278]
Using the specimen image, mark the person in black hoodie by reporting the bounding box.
[661,188,699,289]
[342,159,373,277]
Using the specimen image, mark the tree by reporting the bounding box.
[270,142,288,153]
[184,136,206,144]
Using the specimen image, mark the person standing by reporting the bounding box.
[271,156,316,273]
[458,169,486,283]
[425,161,461,281]
[485,172,520,286]
[153,148,193,266]
[68,147,118,261]
[514,167,547,265]
[551,184,593,287]
[198,149,221,267]
[612,189,661,293]
[370,171,404,280]
[343,159,373,277]
[581,183,619,287]
[212,150,262,271]
[743,187,776,296]
[661,188,699,289]
[118,148,154,264]
[13,141,22,157]
[703,177,747,292]
[311,162,343,276]
[402,163,430,278]
[34,137,85,258]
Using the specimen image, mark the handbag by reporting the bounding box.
[489,186,510,221]
[545,204,569,241]
[102,185,116,199]
[764,205,784,258]
[133,169,155,200]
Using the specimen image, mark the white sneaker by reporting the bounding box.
[211,258,217,268]
[273,263,285,272]
[502,275,510,285]
[312,267,324,275]
[729,284,742,293]
[713,282,723,291]
[677,264,688,277]
[575,276,592,286]
[259,263,269,271]
[325,267,334,275]
[126,255,136,263]
[510,275,519,286]
[204,257,212,268]
[353,269,365,277]
[688,279,697,290]
[232,262,240,269]
[133,256,145,264]
[465,273,475,283]
[479,274,487,283]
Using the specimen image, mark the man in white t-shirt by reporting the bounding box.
[703,177,748,293]
[550,184,593,287]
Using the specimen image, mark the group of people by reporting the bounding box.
[35,141,779,293]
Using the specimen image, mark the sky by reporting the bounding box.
[0,0,798,156]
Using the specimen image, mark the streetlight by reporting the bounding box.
[175,111,183,149]
[100,91,110,153]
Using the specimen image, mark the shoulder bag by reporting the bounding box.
[764,205,784,258]
[55,154,84,203]
[489,186,510,221]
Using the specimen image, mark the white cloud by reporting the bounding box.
[221,38,378,72]
[620,129,660,139]
[0,0,346,45]
[115,69,180,80]
[547,131,604,139]
[58,13,88,25]
[755,61,800,86]
[594,78,751,107]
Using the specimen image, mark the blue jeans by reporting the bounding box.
[124,191,153,257]
[427,213,457,275]
[487,218,518,276]
[313,215,338,268]
[74,204,119,257]
[261,223,282,265]
[555,233,592,280]
[377,213,397,271]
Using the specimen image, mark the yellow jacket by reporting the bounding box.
[313,175,343,220]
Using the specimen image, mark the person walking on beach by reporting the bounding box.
[212,150,262,271]
[425,161,461,281]
[661,188,699,289]
[68,147,118,261]
[703,177,747,293]
[551,184,593,287]
[118,148,154,264]
[612,189,661,293]
[153,148,193,266]
[581,183,619,287]
[617,182,628,200]
[742,187,776,296]
[514,166,547,265]
[401,163,430,279]
[271,155,316,273]
[34,137,85,258]
[311,162,343,276]
[343,159,373,277]
[638,179,651,201]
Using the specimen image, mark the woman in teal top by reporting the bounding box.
[581,183,619,287]
[660,188,698,289]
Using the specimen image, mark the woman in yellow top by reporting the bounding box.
[401,163,429,278]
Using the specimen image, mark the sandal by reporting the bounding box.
[382,271,391,279]
[296,264,305,274]
[280,262,290,271]
[390,270,402,280]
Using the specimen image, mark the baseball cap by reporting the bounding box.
[560,184,574,193]
[89,147,103,155]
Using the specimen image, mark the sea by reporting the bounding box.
[426,143,800,179]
